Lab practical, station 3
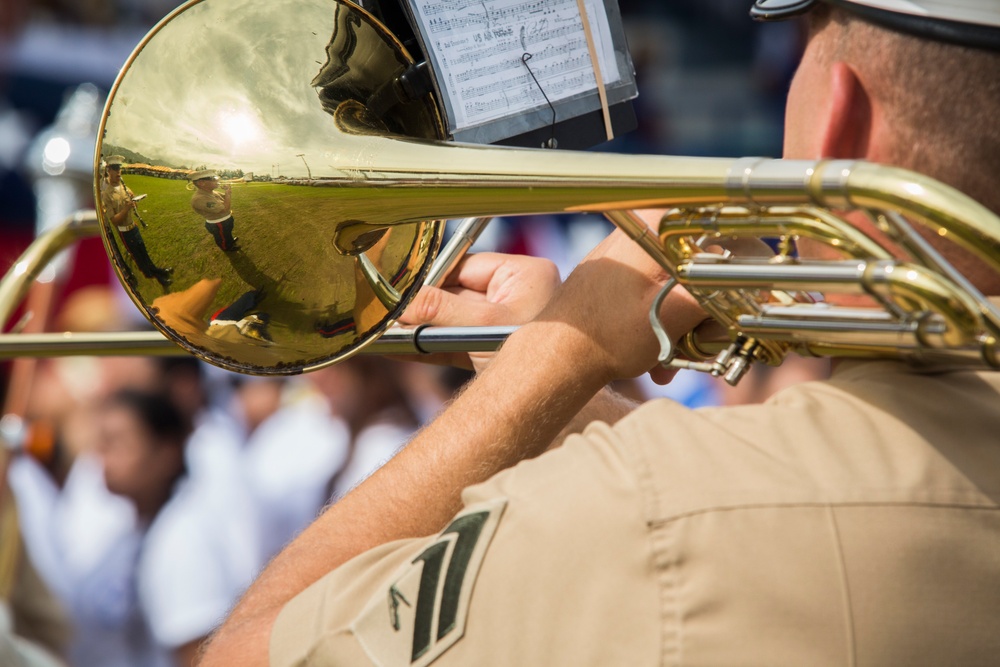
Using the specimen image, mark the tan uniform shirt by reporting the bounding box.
[271,360,1000,666]
[191,189,231,222]
[101,183,135,231]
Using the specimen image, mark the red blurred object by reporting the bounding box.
[1,232,113,334]
[1,228,114,412]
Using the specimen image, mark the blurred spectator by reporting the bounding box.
[241,377,350,562]
[9,385,257,667]
[313,357,420,500]
[0,482,70,667]
[157,357,263,602]
[9,350,264,667]
[241,358,444,563]
[88,388,190,666]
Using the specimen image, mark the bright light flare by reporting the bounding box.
[42,137,71,175]
[218,109,263,148]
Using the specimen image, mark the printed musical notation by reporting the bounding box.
[410,0,622,130]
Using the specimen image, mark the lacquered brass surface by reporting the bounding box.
[86,0,1000,378]
[94,0,742,375]
[97,0,446,374]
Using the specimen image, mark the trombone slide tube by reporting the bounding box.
[0,326,515,359]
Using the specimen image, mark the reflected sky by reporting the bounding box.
[108,0,339,176]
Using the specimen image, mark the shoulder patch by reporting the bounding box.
[351,498,507,667]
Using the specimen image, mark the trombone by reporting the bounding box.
[2,0,1000,385]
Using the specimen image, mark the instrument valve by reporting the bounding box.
[714,336,759,386]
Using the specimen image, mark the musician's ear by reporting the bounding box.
[818,61,874,159]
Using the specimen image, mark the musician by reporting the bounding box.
[189,170,241,252]
[101,155,173,289]
[201,2,1000,665]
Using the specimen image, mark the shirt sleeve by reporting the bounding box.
[269,427,660,667]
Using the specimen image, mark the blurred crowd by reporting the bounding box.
[1,1,821,666]
[5,282,473,666]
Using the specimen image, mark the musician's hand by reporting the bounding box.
[398,252,561,372]
[534,226,707,387]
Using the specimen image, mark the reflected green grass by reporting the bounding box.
[108,174,437,372]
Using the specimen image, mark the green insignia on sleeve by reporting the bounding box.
[351,498,507,667]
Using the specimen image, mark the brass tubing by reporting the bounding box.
[0,326,514,359]
[0,211,100,330]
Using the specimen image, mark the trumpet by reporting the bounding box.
[1,0,999,385]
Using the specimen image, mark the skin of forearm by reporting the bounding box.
[198,318,612,666]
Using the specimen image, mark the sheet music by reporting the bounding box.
[410,0,622,131]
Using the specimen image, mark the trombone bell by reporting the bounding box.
[97,0,448,375]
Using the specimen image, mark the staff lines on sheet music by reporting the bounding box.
[437,34,584,67]
[419,0,556,19]
[428,15,582,41]
[462,70,591,116]
[460,60,595,102]
[425,5,559,33]
[451,39,586,82]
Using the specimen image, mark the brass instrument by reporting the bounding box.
[1,0,999,384]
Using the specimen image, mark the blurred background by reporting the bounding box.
[0,2,807,666]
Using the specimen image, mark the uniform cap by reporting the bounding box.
[105,155,126,167]
[751,0,1000,50]
[189,169,219,181]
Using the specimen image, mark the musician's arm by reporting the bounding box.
[198,232,704,666]
[198,313,611,666]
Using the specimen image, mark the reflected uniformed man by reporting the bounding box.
[189,170,240,252]
[101,155,173,289]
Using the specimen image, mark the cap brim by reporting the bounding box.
[751,0,1000,49]
[751,0,819,20]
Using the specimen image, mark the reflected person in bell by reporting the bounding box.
[189,169,241,252]
[101,155,173,290]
